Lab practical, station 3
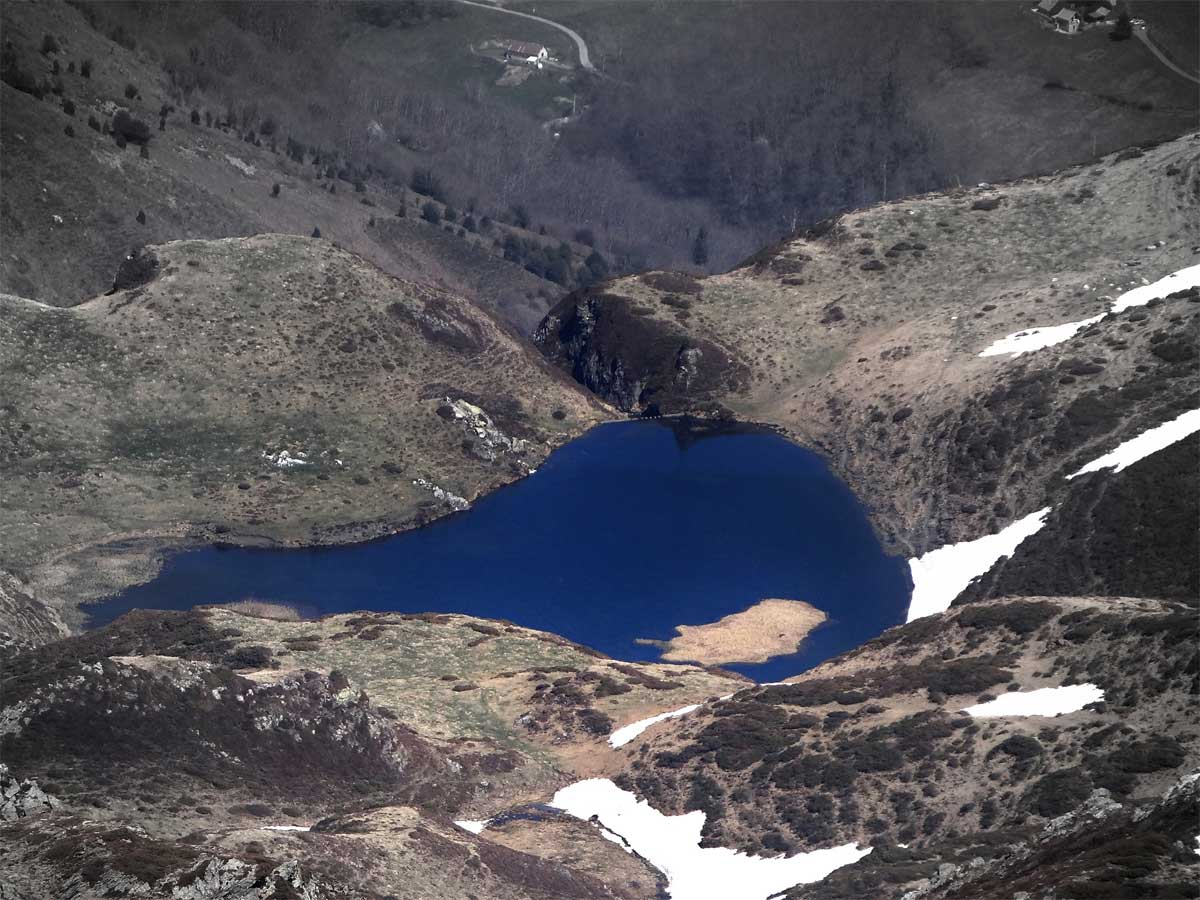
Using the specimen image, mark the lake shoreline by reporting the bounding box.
[49,415,765,618]
[39,414,907,653]
[78,420,913,682]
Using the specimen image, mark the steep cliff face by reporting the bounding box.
[534,286,750,416]
[0,764,57,822]
[534,136,1200,562]
[0,571,67,652]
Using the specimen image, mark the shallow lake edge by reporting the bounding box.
[70,415,909,649]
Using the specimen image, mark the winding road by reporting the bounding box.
[446,0,595,71]
[1135,26,1199,86]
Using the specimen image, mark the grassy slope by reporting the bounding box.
[906,1,1199,182]
[345,3,578,118]
[0,234,611,629]
[0,602,740,897]
[1135,0,1200,75]
[210,607,747,807]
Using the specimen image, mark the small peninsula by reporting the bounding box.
[638,599,828,665]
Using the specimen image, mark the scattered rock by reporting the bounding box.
[108,247,159,293]
[971,196,1004,212]
[0,764,57,821]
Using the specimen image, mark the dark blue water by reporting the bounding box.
[87,420,911,681]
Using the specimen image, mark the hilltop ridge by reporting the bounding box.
[0,234,610,640]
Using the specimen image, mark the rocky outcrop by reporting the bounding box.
[107,247,160,295]
[0,764,57,821]
[533,288,749,415]
[0,571,67,656]
[436,396,533,465]
[163,857,327,900]
[0,815,336,900]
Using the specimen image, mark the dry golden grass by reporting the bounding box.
[219,598,303,622]
[638,598,827,665]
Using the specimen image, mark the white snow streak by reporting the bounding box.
[963,683,1104,717]
[980,264,1200,358]
[905,508,1051,622]
[551,779,870,900]
[608,704,701,748]
[1109,264,1200,313]
[903,402,1198,624]
[263,824,311,832]
[454,819,489,834]
[1068,409,1200,479]
[978,314,1105,357]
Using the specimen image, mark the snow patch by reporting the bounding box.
[609,704,701,748]
[551,779,870,900]
[1110,264,1200,313]
[263,824,310,832]
[1068,409,1200,479]
[963,683,1104,717]
[454,819,489,834]
[980,264,1200,357]
[978,314,1104,357]
[906,508,1051,622]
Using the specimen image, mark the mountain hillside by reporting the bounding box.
[1,0,605,332]
[560,591,1198,900]
[4,0,1197,310]
[0,603,747,899]
[4,594,1195,899]
[536,134,1200,566]
[518,128,1200,900]
[547,0,1198,246]
[1,10,1197,892]
[0,234,610,640]
[607,596,1195,871]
